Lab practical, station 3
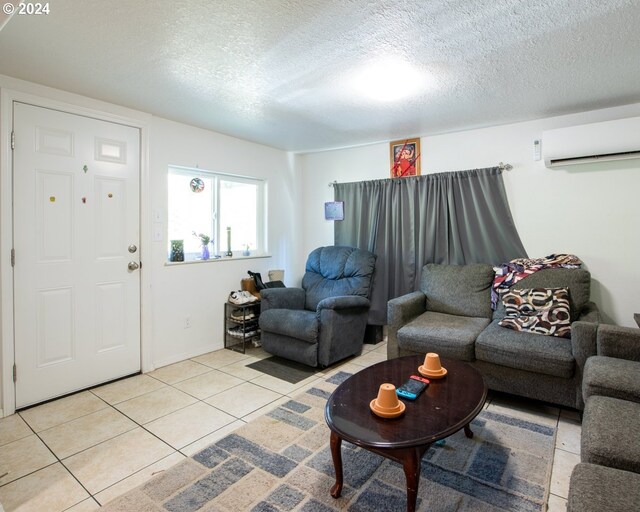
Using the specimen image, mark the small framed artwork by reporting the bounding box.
[324,201,344,221]
[390,138,421,178]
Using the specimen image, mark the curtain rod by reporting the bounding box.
[328,162,512,187]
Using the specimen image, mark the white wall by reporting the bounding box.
[148,117,302,367]
[299,104,640,327]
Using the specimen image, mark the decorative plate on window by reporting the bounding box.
[190,178,205,193]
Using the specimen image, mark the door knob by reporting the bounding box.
[128,244,137,253]
[128,261,140,271]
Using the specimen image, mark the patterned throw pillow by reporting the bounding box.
[498,288,572,338]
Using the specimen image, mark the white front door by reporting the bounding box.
[13,102,141,408]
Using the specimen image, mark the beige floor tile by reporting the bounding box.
[550,449,581,499]
[556,415,581,455]
[0,434,57,486]
[547,493,568,511]
[350,350,387,368]
[19,391,108,432]
[66,498,101,511]
[114,386,198,424]
[371,344,389,355]
[91,374,166,405]
[205,382,283,418]
[241,396,290,423]
[64,427,174,495]
[287,374,324,393]
[0,463,90,512]
[286,377,325,397]
[180,420,245,457]
[361,342,379,353]
[0,413,32,447]
[173,369,244,400]
[144,402,236,450]
[243,346,272,359]
[147,359,211,385]
[94,451,185,506]
[191,349,251,369]
[217,357,268,381]
[0,344,582,510]
[249,372,320,395]
[39,407,137,459]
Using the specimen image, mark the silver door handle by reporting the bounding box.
[128,261,140,271]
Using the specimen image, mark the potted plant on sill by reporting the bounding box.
[193,231,212,260]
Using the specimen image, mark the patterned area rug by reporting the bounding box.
[103,371,556,512]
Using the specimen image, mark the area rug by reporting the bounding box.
[245,356,321,384]
[103,371,557,512]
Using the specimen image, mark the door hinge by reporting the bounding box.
[13,364,17,383]
[11,130,15,150]
[11,248,15,267]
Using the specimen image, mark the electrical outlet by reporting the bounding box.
[184,316,192,328]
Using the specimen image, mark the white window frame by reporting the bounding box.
[168,165,266,261]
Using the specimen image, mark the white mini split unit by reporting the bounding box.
[542,117,640,168]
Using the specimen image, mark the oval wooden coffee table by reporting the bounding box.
[325,355,487,512]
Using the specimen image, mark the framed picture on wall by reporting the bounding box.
[324,201,344,221]
[390,138,421,178]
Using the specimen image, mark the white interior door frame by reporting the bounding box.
[0,87,153,416]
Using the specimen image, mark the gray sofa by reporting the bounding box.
[567,324,640,511]
[388,263,600,409]
[259,246,376,367]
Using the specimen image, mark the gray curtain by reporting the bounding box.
[334,167,527,325]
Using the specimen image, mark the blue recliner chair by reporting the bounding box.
[259,246,376,367]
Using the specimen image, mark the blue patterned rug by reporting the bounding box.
[103,371,556,512]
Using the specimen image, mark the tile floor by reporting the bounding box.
[0,342,579,511]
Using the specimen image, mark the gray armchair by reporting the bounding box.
[567,325,640,512]
[259,246,376,367]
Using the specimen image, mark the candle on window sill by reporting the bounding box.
[225,227,233,257]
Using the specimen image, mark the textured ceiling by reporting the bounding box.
[0,0,639,152]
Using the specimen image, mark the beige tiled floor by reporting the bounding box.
[0,341,580,511]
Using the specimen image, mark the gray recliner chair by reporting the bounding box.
[259,246,376,367]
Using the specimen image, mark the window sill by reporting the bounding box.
[165,254,272,266]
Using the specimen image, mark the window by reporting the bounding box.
[167,166,265,261]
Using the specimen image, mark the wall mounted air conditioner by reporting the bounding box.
[542,117,640,168]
